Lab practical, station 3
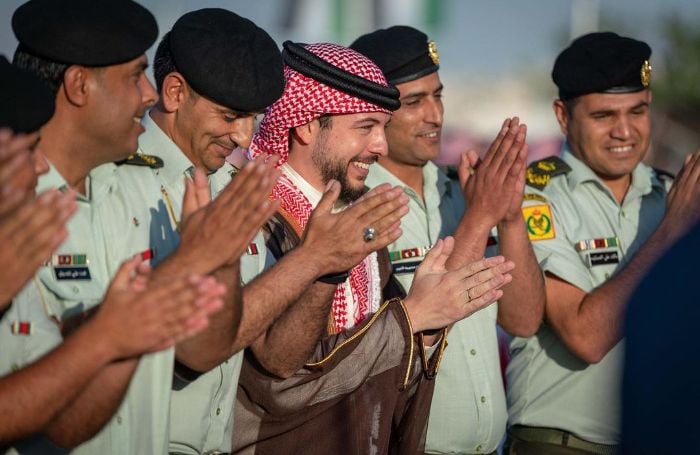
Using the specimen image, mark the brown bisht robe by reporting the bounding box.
[233,213,446,455]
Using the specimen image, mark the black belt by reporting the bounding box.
[509,425,620,455]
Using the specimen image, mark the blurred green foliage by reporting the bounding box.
[654,15,700,125]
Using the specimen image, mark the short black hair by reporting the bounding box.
[13,45,67,95]
[318,114,332,129]
[562,97,580,117]
[153,32,177,93]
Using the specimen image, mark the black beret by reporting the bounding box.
[553,32,652,101]
[350,25,439,85]
[12,0,158,66]
[0,56,55,133]
[169,8,284,112]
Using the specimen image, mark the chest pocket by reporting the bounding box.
[574,236,622,283]
[37,262,105,318]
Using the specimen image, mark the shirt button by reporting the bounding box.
[72,286,80,294]
[216,407,221,416]
[480,396,486,403]
[116,416,123,424]
[470,349,477,356]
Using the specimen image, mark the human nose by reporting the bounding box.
[425,95,444,127]
[230,116,255,149]
[140,74,159,108]
[610,115,631,140]
[369,130,389,157]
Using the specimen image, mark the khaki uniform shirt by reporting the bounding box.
[114,113,266,455]
[366,162,507,454]
[506,148,670,445]
[0,163,174,455]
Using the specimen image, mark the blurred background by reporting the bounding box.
[2,0,699,172]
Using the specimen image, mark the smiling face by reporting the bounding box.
[88,55,158,162]
[383,71,443,167]
[171,83,258,172]
[309,112,391,203]
[555,89,652,184]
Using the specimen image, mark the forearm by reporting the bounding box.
[231,246,325,353]
[44,357,137,448]
[249,283,336,378]
[0,322,118,444]
[445,210,492,270]
[557,222,676,362]
[496,219,545,336]
[175,262,240,371]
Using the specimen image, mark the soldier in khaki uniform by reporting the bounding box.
[505,32,700,454]
[351,26,544,455]
[0,1,228,451]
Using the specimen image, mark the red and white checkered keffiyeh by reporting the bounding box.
[272,172,381,333]
[251,43,389,333]
[248,42,392,166]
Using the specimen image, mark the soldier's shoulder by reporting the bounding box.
[115,153,164,169]
[526,156,571,190]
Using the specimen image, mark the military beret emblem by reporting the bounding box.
[641,59,652,87]
[428,40,439,65]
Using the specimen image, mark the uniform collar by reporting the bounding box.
[371,160,450,199]
[562,144,662,198]
[139,112,195,185]
[37,159,93,202]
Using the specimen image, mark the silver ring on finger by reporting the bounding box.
[363,226,376,242]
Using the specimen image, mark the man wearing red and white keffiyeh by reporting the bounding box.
[250,42,397,333]
[234,41,512,455]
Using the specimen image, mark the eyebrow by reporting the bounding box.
[134,61,149,74]
[629,101,650,110]
[353,117,383,127]
[400,83,444,100]
[214,107,262,117]
[590,100,649,116]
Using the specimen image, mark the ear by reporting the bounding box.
[61,65,91,107]
[292,119,319,146]
[160,72,188,113]
[553,99,570,136]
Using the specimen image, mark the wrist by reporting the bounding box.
[77,315,123,363]
[402,295,425,333]
[498,216,525,232]
[460,209,495,235]
[290,243,329,279]
[168,245,217,276]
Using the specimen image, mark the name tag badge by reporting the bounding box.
[54,267,92,281]
[587,251,620,267]
[392,260,422,275]
[53,254,91,281]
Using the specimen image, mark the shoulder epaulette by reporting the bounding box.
[115,153,164,169]
[526,156,571,190]
[653,167,675,182]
